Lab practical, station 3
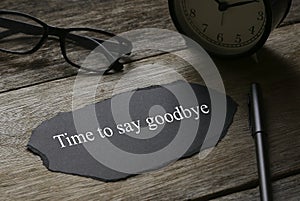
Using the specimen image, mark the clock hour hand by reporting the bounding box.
[217,0,259,12]
[227,0,259,8]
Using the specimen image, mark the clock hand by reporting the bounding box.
[227,0,259,8]
[221,12,225,26]
[214,0,226,25]
[218,0,259,12]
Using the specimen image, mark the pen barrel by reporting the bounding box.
[249,84,265,134]
[254,131,273,201]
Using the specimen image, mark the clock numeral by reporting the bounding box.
[235,34,242,44]
[249,26,255,35]
[202,24,208,32]
[190,9,196,17]
[257,11,264,21]
[217,33,224,42]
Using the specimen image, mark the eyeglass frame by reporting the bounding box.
[0,10,133,74]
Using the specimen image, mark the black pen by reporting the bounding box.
[248,83,273,201]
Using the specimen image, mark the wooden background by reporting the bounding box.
[0,0,299,200]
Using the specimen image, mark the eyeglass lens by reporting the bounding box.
[0,12,129,72]
[0,13,44,53]
[64,30,122,72]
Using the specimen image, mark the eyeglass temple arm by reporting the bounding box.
[66,33,131,57]
[0,17,43,38]
[62,35,125,74]
[0,17,132,55]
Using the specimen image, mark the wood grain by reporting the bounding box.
[0,0,300,200]
[0,0,298,93]
[0,0,175,93]
[0,22,300,200]
[281,0,300,26]
[212,174,300,201]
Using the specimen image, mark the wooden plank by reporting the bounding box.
[212,174,300,201]
[0,23,299,200]
[1,0,300,94]
[281,0,300,26]
[0,0,175,93]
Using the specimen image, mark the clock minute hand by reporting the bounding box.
[227,0,259,8]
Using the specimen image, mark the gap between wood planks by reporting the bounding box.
[0,49,184,94]
[192,167,300,200]
[0,20,299,96]
[0,0,299,95]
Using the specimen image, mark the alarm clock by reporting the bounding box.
[168,0,292,57]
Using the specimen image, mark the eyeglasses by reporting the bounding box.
[0,10,132,74]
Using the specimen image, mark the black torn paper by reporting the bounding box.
[27,81,238,182]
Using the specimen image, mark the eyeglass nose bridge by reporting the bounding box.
[47,26,123,74]
[45,26,80,68]
[45,25,71,63]
[42,25,127,74]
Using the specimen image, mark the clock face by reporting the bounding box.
[171,0,267,56]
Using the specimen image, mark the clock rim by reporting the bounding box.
[168,0,273,58]
[277,0,292,28]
